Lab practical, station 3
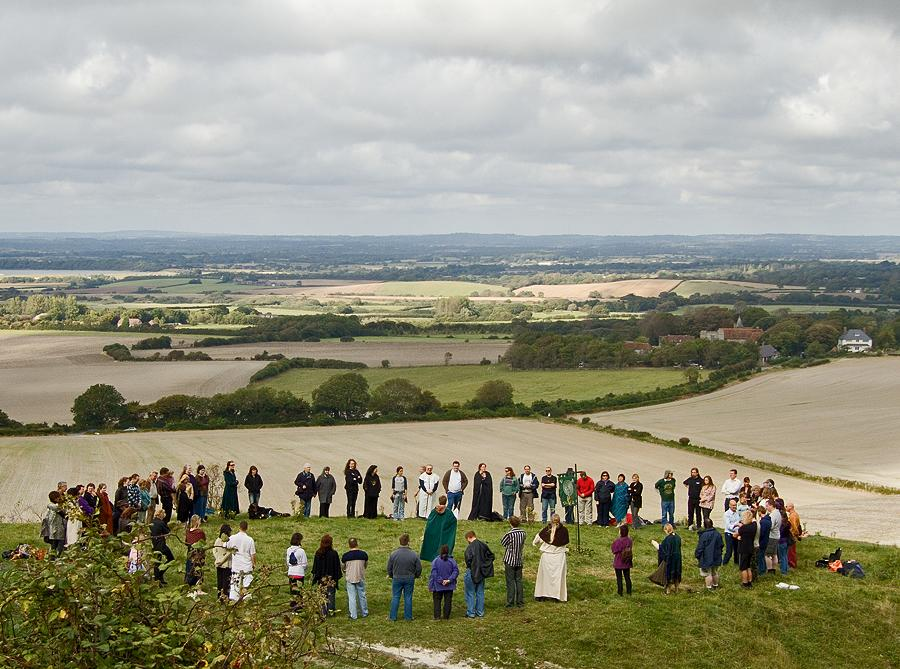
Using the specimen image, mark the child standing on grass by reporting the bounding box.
[213,524,232,601]
[287,532,308,595]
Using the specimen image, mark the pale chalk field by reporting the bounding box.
[0,333,509,423]
[587,358,900,489]
[1,419,895,545]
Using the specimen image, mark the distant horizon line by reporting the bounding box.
[2,231,900,239]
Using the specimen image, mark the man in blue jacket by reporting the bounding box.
[695,518,724,590]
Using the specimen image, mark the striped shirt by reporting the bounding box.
[500,527,526,567]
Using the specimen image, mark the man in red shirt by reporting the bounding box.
[575,471,595,525]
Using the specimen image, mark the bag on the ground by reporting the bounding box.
[838,560,864,578]
[649,561,667,587]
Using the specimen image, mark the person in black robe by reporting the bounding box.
[344,459,363,517]
[362,465,381,519]
[468,463,494,521]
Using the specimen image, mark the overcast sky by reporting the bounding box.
[1,1,899,235]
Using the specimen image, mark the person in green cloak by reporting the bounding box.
[420,495,458,562]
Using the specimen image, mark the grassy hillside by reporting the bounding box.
[260,365,691,404]
[1,516,897,669]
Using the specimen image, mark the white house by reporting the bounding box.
[838,329,872,352]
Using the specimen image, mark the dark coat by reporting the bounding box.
[594,479,615,503]
[312,548,342,585]
[316,473,337,503]
[468,471,493,521]
[344,469,362,492]
[244,473,263,493]
[463,538,495,584]
[658,532,683,584]
[294,471,317,501]
[694,527,724,569]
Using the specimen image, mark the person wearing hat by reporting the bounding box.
[655,470,677,526]
[294,464,317,518]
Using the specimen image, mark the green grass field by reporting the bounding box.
[2,516,896,668]
[261,365,691,404]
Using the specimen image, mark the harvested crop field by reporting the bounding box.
[155,338,512,367]
[585,358,900,490]
[0,418,894,544]
[291,280,502,297]
[514,279,681,299]
[0,332,265,424]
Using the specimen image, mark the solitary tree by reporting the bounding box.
[312,373,370,420]
[369,378,441,416]
[71,384,128,429]
[471,380,514,409]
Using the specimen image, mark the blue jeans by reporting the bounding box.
[248,492,260,506]
[757,546,768,575]
[390,577,414,620]
[392,495,405,520]
[661,501,675,525]
[193,495,208,520]
[447,491,463,514]
[778,542,789,574]
[347,580,368,619]
[541,496,556,522]
[464,571,485,617]
[502,494,516,519]
[301,498,312,517]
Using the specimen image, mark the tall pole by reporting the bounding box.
[574,462,581,552]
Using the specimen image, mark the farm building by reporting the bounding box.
[623,341,652,354]
[838,329,872,352]
[700,318,763,343]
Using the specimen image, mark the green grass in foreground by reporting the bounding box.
[261,365,691,404]
[1,516,897,669]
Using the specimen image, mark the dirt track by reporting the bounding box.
[136,339,512,367]
[585,358,900,489]
[1,418,894,545]
[514,279,681,299]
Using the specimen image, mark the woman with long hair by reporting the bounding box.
[244,466,263,506]
[194,464,210,521]
[362,465,381,519]
[311,533,342,616]
[468,463,493,521]
[221,460,239,518]
[344,459,362,517]
[176,470,194,525]
[97,482,114,535]
[699,475,717,524]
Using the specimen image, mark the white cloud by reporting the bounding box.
[1,1,900,234]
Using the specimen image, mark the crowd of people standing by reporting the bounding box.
[41,456,806,620]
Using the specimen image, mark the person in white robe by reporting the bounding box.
[418,465,440,519]
[532,514,569,602]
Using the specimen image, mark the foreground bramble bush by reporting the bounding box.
[0,527,325,668]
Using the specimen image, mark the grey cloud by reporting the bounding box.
[1,1,900,234]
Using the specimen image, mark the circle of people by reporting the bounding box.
[41,459,804,620]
